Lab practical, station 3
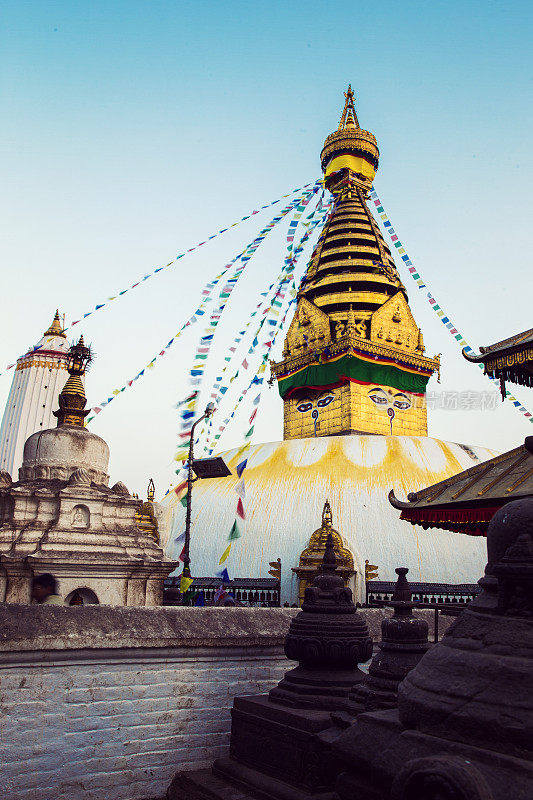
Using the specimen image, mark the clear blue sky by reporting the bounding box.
[1,0,532,495]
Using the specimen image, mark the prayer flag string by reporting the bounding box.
[369,188,533,423]
[199,196,332,457]
[174,184,321,459]
[66,181,317,331]
[0,181,319,379]
[87,184,320,426]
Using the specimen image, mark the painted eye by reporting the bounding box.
[369,394,388,405]
[316,395,334,408]
[393,400,411,410]
[296,401,313,413]
[393,394,411,410]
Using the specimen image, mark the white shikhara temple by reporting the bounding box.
[0,311,71,478]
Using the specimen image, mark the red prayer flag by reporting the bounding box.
[236,498,245,520]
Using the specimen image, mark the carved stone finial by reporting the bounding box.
[0,470,12,488]
[111,481,130,496]
[68,468,91,486]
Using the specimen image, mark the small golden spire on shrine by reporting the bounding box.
[135,479,159,542]
[338,84,360,130]
[292,500,355,605]
[322,499,333,527]
[44,309,66,338]
[346,306,357,336]
[53,337,92,427]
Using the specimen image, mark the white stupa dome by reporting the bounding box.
[161,434,497,604]
[20,426,109,484]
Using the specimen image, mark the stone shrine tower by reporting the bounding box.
[0,337,176,605]
[271,87,440,439]
[0,311,71,477]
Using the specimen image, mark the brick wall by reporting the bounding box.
[0,606,297,800]
[0,647,290,800]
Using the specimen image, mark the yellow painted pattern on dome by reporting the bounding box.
[162,435,497,604]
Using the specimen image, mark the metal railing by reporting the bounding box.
[365,581,480,607]
[164,576,281,607]
[364,581,480,642]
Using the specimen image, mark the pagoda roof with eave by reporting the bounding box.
[463,327,533,397]
[388,436,533,535]
[463,327,533,364]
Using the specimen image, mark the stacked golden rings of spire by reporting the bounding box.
[320,129,379,172]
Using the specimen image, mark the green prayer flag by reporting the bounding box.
[245,425,254,438]
[228,520,241,541]
[180,493,188,508]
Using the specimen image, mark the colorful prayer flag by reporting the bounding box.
[219,543,232,564]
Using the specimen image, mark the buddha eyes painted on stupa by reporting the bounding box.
[368,388,411,411]
[367,388,412,433]
[296,392,335,414]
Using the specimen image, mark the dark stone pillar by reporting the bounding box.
[346,567,429,714]
[213,533,372,800]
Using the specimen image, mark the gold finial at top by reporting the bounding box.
[338,84,360,130]
[44,309,66,339]
[147,478,155,502]
[322,499,333,527]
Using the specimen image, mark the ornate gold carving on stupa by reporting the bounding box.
[292,500,355,606]
[271,87,440,440]
[135,478,159,543]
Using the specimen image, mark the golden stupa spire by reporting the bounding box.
[44,309,66,338]
[338,84,360,130]
[270,86,441,441]
[53,336,92,427]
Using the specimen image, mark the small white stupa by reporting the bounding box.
[0,337,176,606]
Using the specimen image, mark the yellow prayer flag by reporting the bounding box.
[235,442,251,458]
[218,543,232,565]
[180,575,194,593]
[112,390,120,396]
